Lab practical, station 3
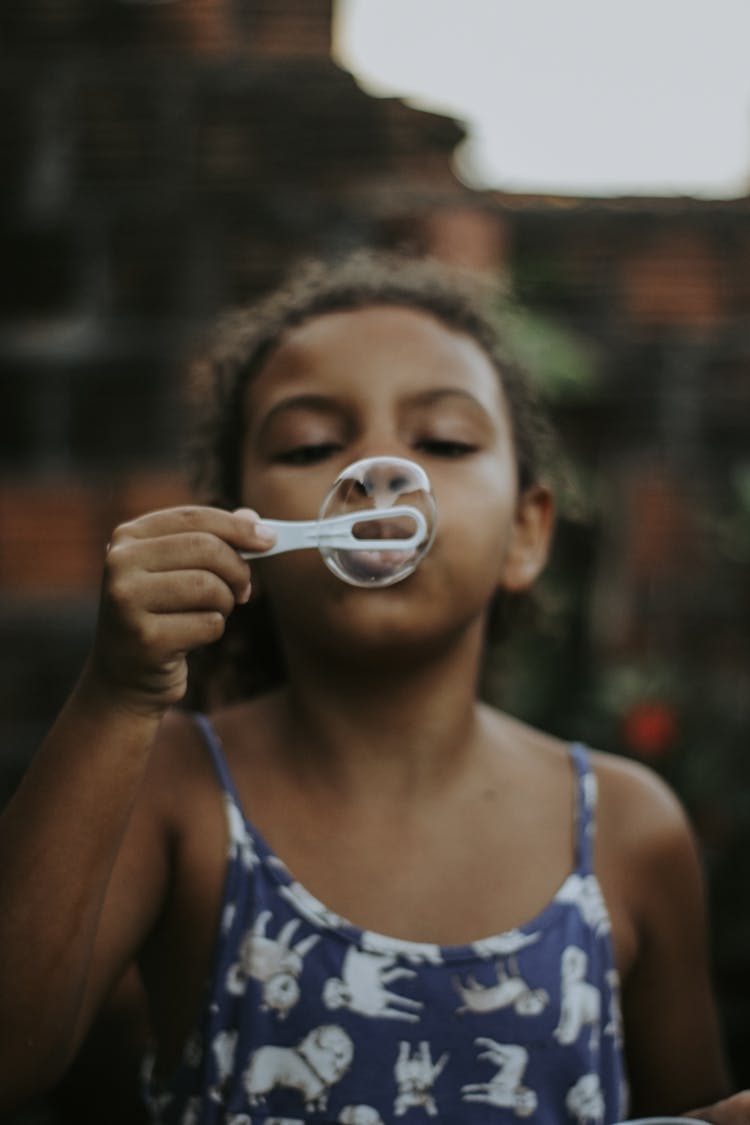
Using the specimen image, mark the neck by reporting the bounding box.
[272,620,487,798]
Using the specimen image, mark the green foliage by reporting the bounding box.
[497,300,601,401]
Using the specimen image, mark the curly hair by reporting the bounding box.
[183,250,555,707]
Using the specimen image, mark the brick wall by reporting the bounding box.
[498,194,750,639]
[3,2,749,766]
[494,191,750,1079]
[0,0,488,836]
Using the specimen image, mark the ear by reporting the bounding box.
[499,484,554,593]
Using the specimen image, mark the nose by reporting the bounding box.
[361,461,412,506]
[345,421,423,485]
[333,455,432,516]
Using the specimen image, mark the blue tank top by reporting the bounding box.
[145,714,628,1125]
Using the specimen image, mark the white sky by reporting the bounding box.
[333,0,750,198]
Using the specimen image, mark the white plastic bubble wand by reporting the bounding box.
[238,455,437,588]
[239,506,428,559]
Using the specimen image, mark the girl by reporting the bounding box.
[0,254,730,1123]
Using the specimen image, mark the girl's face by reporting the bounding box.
[239,305,552,653]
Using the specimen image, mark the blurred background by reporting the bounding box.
[1,1,749,1119]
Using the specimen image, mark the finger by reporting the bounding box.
[134,569,241,617]
[108,533,253,603]
[131,532,251,583]
[144,610,230,654]
[113,506,276,554]
[684,1098,750,1125]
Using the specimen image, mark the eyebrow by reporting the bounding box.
[256,387,494,431]
[403,388,496,415]
[251,395,345,443]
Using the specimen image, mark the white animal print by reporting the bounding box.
[454,957,549,1016]
[221,901,237,935]
[461,1040,537,1116]
[209,1029,237,1100]
[393,1041,448,1117]
[278,880,347,931]
[226,910,319,1018]
[360,931,443,965]
[471,929,541,959]
[338,1106,386,1124]
[605,968,624,1045]
[243,1024,354,1112]
[212,1029,236,1079]
[323,947,423,1022]
[566,1073,605,1125]
[555,875,611,935]
[225,797,257,869]
[180,1096,202,1125]
[554,945,601,1049]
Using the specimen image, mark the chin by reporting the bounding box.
[265,560,484,661]
[293,598,474,674]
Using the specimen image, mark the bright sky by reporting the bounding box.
[334,0,750,198]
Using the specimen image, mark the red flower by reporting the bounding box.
[622,700,678,758]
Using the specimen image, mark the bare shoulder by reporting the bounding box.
[132,707,224,832]
[588,747,708,956]
[483,709,705,928]
[144,707,208,781]
[479,706,693,851]
[145,700,264,775]
[590,746,704,904]
[141,696,277,818]
[590,746,695,852]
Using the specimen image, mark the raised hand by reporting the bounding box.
[88,506,275,715]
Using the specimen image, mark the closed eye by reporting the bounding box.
[274,442,343,466]
[416,439,477,458]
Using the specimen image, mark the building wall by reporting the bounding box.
[493,195,750,1081]
[0,0,477,788]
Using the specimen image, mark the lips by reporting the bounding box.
[343,515,419,580]
[337,548,415,580]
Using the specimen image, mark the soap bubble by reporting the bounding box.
[318,456,437,587]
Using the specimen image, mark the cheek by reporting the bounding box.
[433,467,518,556]
[240,466,329,522]
[252,549,338,603]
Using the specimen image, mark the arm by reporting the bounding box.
[597,755,730,1114]
[687,1092,750,1125]
[0,505,273,1112]
[49,964,151,1125]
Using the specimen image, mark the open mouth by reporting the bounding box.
[316,457,437,589]
[339,548,415,580]
[342,514,419,579]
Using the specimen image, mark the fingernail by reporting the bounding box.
[234,508,275,543]
[237,580,252,605]
[255,521,276,543]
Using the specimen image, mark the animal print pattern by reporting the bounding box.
[144,721,628,1124]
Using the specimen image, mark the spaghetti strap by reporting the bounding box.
[569,741,596,874]
[192,712,244,809]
